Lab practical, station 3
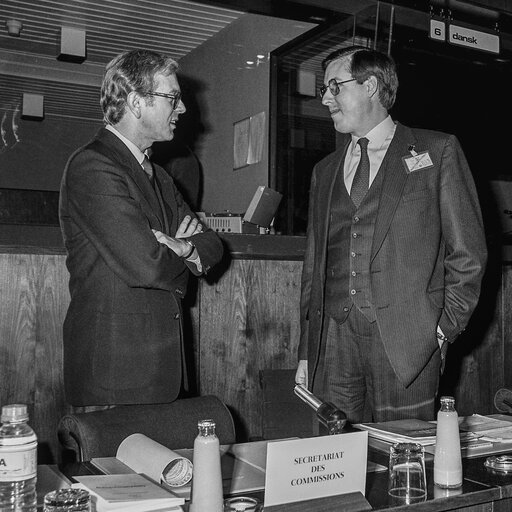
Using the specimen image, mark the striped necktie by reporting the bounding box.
[141,156,154,184]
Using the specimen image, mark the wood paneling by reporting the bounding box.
[0,252,70,463]
[1,244,512,461]
[198,259,302,441]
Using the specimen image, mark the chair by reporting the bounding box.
[57,395,236,462]
[260,369,315,440]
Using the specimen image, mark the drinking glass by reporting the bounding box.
[43,488,91,512]
[388,442,427,503]
[224,496,262,511]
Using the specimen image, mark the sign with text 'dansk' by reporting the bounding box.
[429,19,499,54]
[264,430,368,507]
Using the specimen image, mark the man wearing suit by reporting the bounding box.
[295,46,487,422]
[59,49,223,407]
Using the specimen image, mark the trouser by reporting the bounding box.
[313,307,440,423]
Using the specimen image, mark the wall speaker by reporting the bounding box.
[58,27,86,63]
[22,93,44,120]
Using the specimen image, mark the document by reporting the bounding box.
[459,414,512,441]
[355,418,438,445]
[356,418,480,447]
[72,473,184,512]
[91,438,268,500]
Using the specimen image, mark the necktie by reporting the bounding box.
[350,137,370,208]
[141,156,154,184]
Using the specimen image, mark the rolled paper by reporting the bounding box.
[117,433,193,487]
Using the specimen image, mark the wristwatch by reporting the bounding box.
[183,240,195,259]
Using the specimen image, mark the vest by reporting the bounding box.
[324,161,385,323]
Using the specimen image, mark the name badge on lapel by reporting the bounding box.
[402,145,434,173]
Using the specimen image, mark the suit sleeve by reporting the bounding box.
[438,135,487,340]
[63,148,221,290]
[298,166,318,361]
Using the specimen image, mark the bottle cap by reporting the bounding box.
[1,404,28,422]
[440,396,455,404]
[197,419,215,428]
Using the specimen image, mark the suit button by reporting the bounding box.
[175,288,183,296]
[351,252,356,258]
[352,232,358,238]
[343,306,349,312]
[354,216,360,222]
[351,271,356,276]
[350,289,356,295]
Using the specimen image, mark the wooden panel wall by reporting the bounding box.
[0,252,70,463]
[198,259,303,441]
[1,249,511,461]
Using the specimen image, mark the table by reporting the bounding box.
[38,443,512,512]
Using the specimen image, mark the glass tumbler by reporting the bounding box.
[388,442,427,503]
[43,488,91,512]
[224,496,262,511]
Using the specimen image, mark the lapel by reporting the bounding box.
[154,166,176,234]
[95,128,168,232]
[370,122,417,261]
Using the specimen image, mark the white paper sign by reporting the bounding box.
[264,431,368,507]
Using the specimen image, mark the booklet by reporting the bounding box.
[72,473,184,512]
[355,418,438,446]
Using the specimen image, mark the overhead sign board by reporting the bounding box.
[429,19,500,54]
[448,24,500,54]
[429,19,446,41]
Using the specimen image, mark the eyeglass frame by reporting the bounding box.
[319,78,357,98]
[146,91,182,110]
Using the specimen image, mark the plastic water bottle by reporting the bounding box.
[434,396,462,488]
[189,419,223,512]
[0,404,37,511]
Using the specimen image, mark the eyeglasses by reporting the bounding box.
[147,91,182,110]
[319,78,357,98]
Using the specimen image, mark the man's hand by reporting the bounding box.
[295,359,308,388]
[175,215,203,239]
[152,216,203,257]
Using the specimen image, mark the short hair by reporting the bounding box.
[100,49,179,125]
[322,45,398,110]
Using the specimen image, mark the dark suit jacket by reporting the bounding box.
[299,122,487,389]
[59,127,223,406]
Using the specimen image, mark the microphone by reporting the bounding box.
[494,388,512,414]
[294,384,347,433]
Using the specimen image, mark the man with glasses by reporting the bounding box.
[59,49,223,409]
[295,45,486,423]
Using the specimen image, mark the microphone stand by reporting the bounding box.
[294,384,347,434]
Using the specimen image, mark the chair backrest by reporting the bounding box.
[260,369,315,440]
[58,395,236,462]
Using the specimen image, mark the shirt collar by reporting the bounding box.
[105,124,146,166]
[350,115,395,152]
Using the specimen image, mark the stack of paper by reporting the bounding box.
[355,419,438,446]
[459,414,512,442]
[72,473,184,512]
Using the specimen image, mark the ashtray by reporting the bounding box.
[484,455,512,473]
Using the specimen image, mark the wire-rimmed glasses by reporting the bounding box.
[319,78,357,98]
